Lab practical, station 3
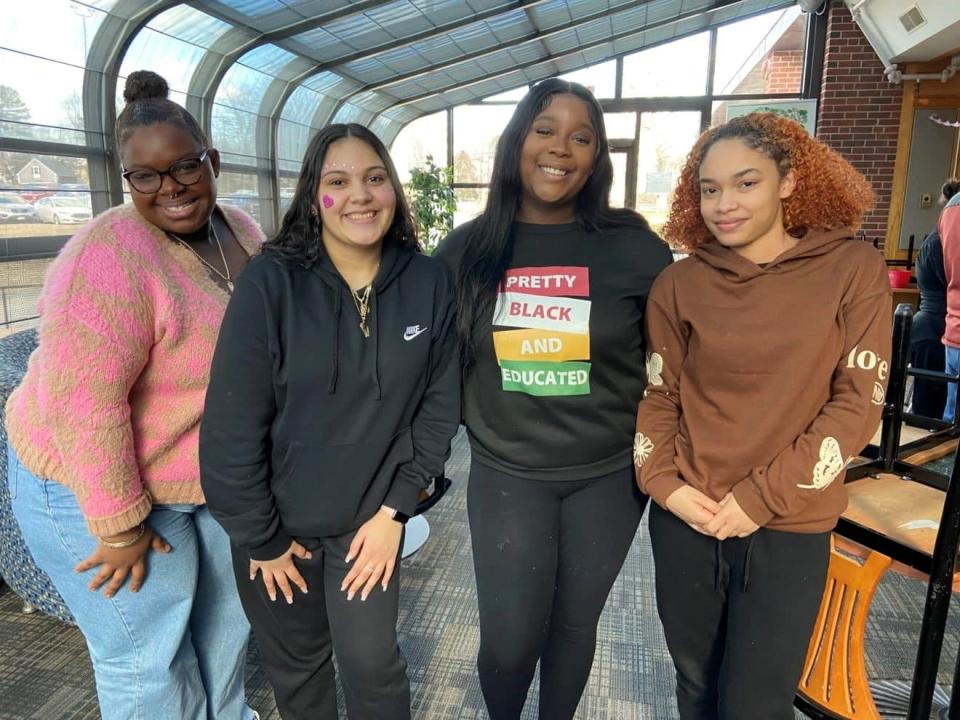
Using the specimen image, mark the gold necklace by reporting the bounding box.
[167,222,233,293]
[352,284,372,338]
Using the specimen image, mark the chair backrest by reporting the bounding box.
[797,539,891,719]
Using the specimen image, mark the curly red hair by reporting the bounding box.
[662,113,875,252]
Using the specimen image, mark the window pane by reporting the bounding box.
[454,187,488,228]
[714,8,805,95]
[483,87,529,102]
[636,112,702,234]
[609,152,627,209]
[0,51,89,144]
[120,30,206,98]
[557,60,616,99]
[0,151,98,242]
[392,112,448,185]
[147,5,233,47]
[622,33,709,97]
[453,105,515,184]
[0,0,109,68]
[218,171,263,226]
[278,174,298,216]
[217,64,274,114]
[212,106,260,165]
[278,119,312,165]
[711,98,808,129]
[604,112,636,140]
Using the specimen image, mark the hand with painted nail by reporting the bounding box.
[249,540,312,604]
[341,508,402,602]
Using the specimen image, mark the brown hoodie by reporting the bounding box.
[634,229,891,532]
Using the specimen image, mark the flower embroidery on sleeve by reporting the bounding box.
[797,436,845,490]
[634,432,654,467]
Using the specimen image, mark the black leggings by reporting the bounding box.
[649,503,830,720]
[468,461,647,720]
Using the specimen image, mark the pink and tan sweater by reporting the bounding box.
[6,203,263,536]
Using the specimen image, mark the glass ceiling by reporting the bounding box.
[91,0,795,144]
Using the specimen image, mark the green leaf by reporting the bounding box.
[404,155,457,254]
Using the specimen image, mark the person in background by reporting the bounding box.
[200,123,459,720]
[6,70,262,720]
[435,78,672,720]
[909,179,958,420]
[636,112,890,719]
[938,179,960,422]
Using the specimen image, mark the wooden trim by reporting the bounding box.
[886,81,917,261]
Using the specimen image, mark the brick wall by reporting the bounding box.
[764,50,803,93]
[816,0,901,247]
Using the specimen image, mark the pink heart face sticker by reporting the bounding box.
[321,194,335,209]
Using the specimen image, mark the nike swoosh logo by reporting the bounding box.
[403,327,428,341]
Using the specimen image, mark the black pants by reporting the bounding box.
[468,461,647,720]
[649,503,830,720]
[232,530,409,720]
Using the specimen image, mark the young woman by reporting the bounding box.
[635,112,890,719]
[199,123,459,720]
[937,179,960,422]
[435,78,672,719]
[6,71,261,720]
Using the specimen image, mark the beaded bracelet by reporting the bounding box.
[99,523,146,549]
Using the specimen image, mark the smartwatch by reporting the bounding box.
[381,504,410,525]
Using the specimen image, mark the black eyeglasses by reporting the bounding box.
[122,149,209,194]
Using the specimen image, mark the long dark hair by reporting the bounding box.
[263,123,419,267]
[456,78,650,367]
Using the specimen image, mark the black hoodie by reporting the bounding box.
[199,243,460,560]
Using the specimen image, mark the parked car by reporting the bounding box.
[34,195,93,224]
[0,193,39,223]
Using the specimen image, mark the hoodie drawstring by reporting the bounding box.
[742,533,757,593]
[372,289,382,400]
[714,540,724,592]
[712,533,757,593]
[328,288,341,394]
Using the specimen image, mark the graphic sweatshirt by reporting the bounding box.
[436,219,673,481]
[634,229,891,532]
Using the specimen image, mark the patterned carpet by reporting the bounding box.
[0,432,956,719]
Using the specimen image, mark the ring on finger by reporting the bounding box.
[364,565,375,572]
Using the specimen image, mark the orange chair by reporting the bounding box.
[797,540,892,719]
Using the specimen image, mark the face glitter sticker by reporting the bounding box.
[322,194,334,208]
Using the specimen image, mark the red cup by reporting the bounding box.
[887,269,912,289]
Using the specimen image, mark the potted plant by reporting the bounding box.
[406,154,456,254]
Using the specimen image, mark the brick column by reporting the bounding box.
[816,0,901,248]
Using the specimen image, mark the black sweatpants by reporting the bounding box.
[468,461,647,720]
[648,503,830,720]
[231,529,409,720]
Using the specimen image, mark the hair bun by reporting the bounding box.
[123,71,170,104]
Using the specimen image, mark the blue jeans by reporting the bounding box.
[945,345,960,423]
[8,444,255,720]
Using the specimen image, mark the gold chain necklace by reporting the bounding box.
[167,222,233,293]
[352,285,372,338]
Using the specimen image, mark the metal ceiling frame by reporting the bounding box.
[7,0,810,240]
